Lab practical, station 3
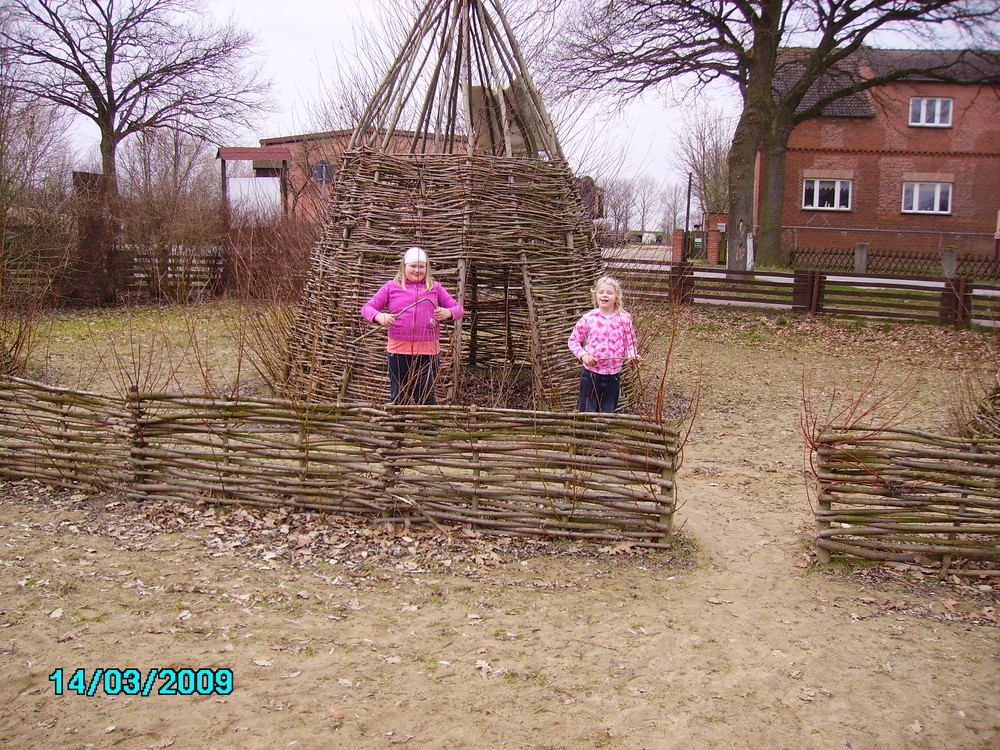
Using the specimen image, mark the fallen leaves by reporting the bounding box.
[0,479,685,593]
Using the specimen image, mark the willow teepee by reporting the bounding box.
[286,0,602,410]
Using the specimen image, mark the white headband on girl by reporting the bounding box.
[403,247,427,264]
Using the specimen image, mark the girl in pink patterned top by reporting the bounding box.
[568,276,638,413]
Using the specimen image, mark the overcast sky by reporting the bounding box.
[68,0,735,190]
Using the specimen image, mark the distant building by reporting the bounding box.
[219,128,603,225]
[767,48,1000,257]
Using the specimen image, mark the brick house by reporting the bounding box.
[220,128,604,226]
[259,128,418,222]
[772,48,1000,258]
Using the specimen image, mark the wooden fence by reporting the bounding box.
[0,376,679,547]
[123,244,222,301]
[811,427,1000,574]
[605,259,1000,327]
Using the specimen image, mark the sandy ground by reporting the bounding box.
[2,308,999,750]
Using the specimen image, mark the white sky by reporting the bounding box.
[67,0,737,190]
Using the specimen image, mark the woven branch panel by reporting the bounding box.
[813,426,1000,573]
[0,377,130,489]
[286,148,602,411]
[0,376,678,547]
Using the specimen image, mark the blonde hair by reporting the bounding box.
[394,249,435,291]
[592,275,624,311]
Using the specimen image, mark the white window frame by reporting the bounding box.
[802,178,852,211]
[909,97,952,127]
[901,182,952,214]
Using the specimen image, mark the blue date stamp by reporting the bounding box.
[48,667,233,696]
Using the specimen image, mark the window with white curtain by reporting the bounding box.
[802,178,852,210]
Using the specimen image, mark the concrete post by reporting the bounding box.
[942,246,958,278]
[853,243,869,274]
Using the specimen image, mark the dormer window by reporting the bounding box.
[909,97,952,127]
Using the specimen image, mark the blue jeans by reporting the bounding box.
[387,353,439,405]
[577,369,621,413]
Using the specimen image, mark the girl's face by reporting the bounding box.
[595,282,618,313]
[405,262,427,283]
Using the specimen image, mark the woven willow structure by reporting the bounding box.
[0,376,678,547]
[286,0,602,410]
[813,427,1000,574]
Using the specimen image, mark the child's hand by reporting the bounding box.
[581,353,597,367]
[432,306,452,322]
[376,312,396,327]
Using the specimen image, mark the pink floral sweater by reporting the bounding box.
[568,309,638,375]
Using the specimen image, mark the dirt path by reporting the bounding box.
[2,310,998,749]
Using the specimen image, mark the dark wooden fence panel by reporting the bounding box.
[687,267,796,309]
[814,273,951,324]
[968,287,1000,327]
[605,259,1000,328]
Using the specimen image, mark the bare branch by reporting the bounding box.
[1,0,274,180]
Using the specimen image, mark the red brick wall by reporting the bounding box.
[671,228,685,263]
[782,81,1000,256]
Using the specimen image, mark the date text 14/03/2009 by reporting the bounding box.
[48,667,234,696]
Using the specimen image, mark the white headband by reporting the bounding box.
[403,247,427,264]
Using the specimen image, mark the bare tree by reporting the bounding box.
[0,5,72,210]
[556,0,1000,268]
[118,129,220,241]
[658,182,686,235]
[676,106,732,220]
[631,174,661,234]
[2,0,273,186]
[598,177,635,245]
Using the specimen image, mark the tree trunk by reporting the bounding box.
[726,101,767,271]
[725,0,782,271]
[93,128,122,302]
[756,120,792,268]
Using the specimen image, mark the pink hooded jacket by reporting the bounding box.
[361,279,464,343]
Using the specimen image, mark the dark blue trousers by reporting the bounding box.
[387,353,439,405]
[577,369,621,413]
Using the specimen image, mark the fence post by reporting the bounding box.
[853,243,869,274]
[940,276,970,327]
[792,270,813,313]
[127,384,147,493]
[816,488,832,564]
[669,262,693,305]
[941,246,958,278]
[810,271,824,314]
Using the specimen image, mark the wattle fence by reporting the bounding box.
[0,376,679,548]
[605,259,1000,327]
[811,426,1000,575]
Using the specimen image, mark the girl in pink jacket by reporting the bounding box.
[361,247,464,404]
[568,276,638,413]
